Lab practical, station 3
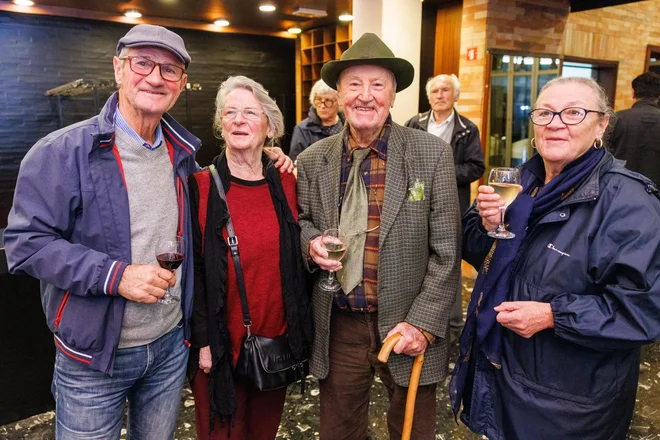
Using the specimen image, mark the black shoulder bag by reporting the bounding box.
[208,164,308,391]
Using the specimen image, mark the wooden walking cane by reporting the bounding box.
[378,332,425,440]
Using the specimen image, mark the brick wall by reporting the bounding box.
[457,0,488,130]
[486,0,569,55]
[565,0,660,110]
[0,12,295,227]
[457,0,571,136]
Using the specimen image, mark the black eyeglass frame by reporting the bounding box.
[120,56,186,82]
[528,107,606,126]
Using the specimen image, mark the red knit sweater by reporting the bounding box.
[223,172,298,366]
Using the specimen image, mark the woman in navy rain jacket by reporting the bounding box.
[451,76,660,440]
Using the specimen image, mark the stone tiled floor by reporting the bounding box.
[3,278,660,439]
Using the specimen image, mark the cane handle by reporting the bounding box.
[378,332,402,363]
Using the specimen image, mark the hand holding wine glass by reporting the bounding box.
[318,228,346,292]
[155,236,184,304]
[486,168,522,239]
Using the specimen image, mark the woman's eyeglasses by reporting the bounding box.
[220,108,266,120]
[528,107,605,126]
[314,97,338,108]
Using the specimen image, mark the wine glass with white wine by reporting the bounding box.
[318,228,346,292]
[487,167,522,239]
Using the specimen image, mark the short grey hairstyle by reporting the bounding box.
[537,76,613,117]
[309,79,338,107]
[425,74,460,99]
[213,75,285,143]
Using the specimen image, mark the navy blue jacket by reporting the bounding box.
[4,92,200,375]
[461,152,660,440]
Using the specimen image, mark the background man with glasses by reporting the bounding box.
[7,24,201,440]
[289,79,344,161]
[296,33,461,439]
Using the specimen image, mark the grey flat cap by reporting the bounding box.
[117,24,191,67]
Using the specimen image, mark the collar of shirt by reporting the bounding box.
[342,114,391,161]
[428,108,455,144]
[114,105,164,151]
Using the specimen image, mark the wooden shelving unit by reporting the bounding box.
[296,23,352,121]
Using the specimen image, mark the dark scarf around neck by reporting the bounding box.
[450,146,606,418]
[202,151,314,428]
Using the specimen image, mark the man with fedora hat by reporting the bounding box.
[297,32,461,439]
[5,24,290,439]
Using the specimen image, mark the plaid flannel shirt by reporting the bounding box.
[333,116,391,312]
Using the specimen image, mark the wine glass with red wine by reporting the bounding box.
[155,236,184,304]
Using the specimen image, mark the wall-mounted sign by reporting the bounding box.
[467,47,478,61]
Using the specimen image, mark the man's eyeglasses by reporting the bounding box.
[220,108,266,120]
[121,56,186,82]
[528,107,605,126]
[314,97,338,108]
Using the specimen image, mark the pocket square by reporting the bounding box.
[408,178,425,201]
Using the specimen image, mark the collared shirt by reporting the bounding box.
[427,109,455,145]
[114,105,164,150]
[333,116,391,312]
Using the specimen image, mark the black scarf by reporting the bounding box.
[192,151,314,430]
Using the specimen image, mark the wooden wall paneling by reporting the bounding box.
[434,2,462,78]
[418,2,438,113]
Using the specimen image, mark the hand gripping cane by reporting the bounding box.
[378,332,425,440]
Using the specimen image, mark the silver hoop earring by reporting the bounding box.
[530,138,536,149]
[593,138,603,149]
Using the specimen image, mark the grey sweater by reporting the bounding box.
[115,128,182,348]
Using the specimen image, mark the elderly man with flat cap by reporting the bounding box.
[297,33,461,439]
[4,24,291,440]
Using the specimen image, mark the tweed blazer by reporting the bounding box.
[296,121,461,386]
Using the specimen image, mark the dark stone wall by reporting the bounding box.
[0,12,296,227]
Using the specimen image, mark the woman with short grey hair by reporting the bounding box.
[188,75,314,440]
[288,79,343,160]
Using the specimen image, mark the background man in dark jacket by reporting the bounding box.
[610,71,660,185]
[405,73,485,332]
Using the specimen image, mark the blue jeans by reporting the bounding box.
[52,322,188,440]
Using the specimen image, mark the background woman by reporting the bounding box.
[188,75,314,440]
[288,79,343,161]
[451,76,660,439]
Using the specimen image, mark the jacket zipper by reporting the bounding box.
[54,291,70,328]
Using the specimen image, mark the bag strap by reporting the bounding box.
[208,164,253,333]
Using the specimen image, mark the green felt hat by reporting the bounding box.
[321,33,414,93]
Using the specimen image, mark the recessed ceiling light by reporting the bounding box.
[259,3,276,12]
[288,26,302,34]
[124,9,142,18]
[13,0,35,5]
[338,13,353,22]
[214,19,230,27]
